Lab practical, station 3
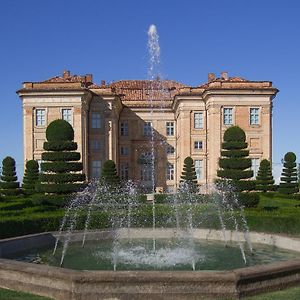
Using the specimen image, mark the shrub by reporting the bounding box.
[22,160,39,195]
[0,156,20,196]
[37,120,86,195]
[255,159,276,192]
[101,160,120,187]
[278,152,299,194]
[180,157,198,193]
[238,193,260,208]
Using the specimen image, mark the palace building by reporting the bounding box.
[17,71,278,192]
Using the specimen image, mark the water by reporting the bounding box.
[10,238,300,271]
[50,25,255,270]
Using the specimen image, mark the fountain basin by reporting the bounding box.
[1,230,300,299]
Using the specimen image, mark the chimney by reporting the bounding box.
[101,80,106,86]
[221,71,228,81]
[85,74,93,83]
[63,70,70,78]
[208,73,216,82]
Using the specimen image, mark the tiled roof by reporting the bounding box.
[108,80,187,103]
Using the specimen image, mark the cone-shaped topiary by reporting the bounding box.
[0,156,20,196]
[101,160,120,187]
[22,160,39,195]
[36,119,86,194]
[255,159,276,192]
[217,126,258,207]
[180,156,198,193]
[278,152,299,194]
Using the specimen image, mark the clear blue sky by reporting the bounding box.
[0,0,299,180]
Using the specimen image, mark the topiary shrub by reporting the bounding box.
[238,193,260,208]
[180,156,198,193]
[46,119,74,142]
[0,156,21,196]
[278,152,299,194]
[255,159,276,192]
[217,126,255,190]
[22,160,39,195]
[100,160,120,188]
[36,119,86,194]
[217,126,257,207]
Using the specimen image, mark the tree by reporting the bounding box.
[278,152,299,194]
[255,159,275,192]
[36,119,86,194]
[22,160,39,195]
[217,126,258,207]
[0,156,20,196]
[101,160,120,187]
[180,156,198,193]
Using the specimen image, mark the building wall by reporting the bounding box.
[18,79,276,192]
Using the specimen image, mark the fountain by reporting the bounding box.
[1,25,300,299]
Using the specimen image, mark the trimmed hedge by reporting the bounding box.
[39,173,86,183]
[239,193,260,208]
[36,183,86,194]
[0,156,20,196]
[43,141,78,151]
[41,162,83,173]
[180,157,198,193]
[46,119,74,141]
[255,159,276,192]
[42,152,81,162]
[101,160,120,186]
[217,126,255,194]
[279,152,299,194]
[22,160,39,195]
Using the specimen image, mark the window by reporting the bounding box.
[139,152,153,165]
[166,146,175,155]
[120,163,129,181]
[194,141,203,150]
[120,146,129,156]
[251,158,260,178]
[92,112,101,129]
[92,160,102,178]
[144,122,152,136]
[36,109,46,126]
[141,166,152,181]
[194,160,204,180]
[166,163,174,181]
[91,140,102,151]
[223,108,233,125]
[62,109,72,124]
[250,108,260,125]
[166,122,174,136]
[194,112,204,129]
[120,122,129,136]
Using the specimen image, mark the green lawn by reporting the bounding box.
[241,286,300,300]
[0,288,52,300]
[1,286,300,300]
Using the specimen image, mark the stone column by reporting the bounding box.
[207,103,222,183]
[23,106,34,163]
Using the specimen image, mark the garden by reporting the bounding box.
[0,121,300,299]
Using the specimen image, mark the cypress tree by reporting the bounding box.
[37,119,86,194]
[0,156,20,196]
[217,126,258,207]
[101,160,120,187]
[22,160,39,195]
[278,152,299,194]
[255,159,275,192]
[180,156,198,193]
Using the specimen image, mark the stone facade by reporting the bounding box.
[17,71,278,192]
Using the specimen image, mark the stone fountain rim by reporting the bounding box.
[1,230,300,299]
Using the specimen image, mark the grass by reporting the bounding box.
[0,288,52,300]
[1,286,300,300]
[242,286,300,300]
